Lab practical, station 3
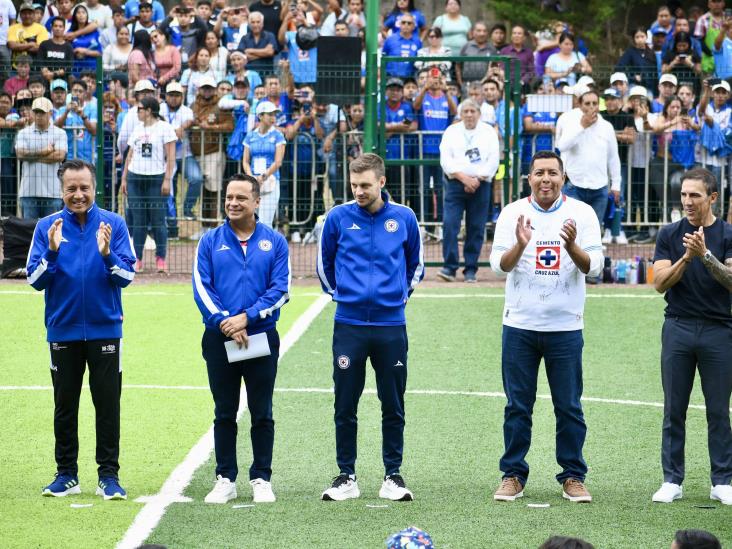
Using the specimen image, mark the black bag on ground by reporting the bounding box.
[1,216,36,278]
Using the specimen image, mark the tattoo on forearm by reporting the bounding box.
[703,256,732,292]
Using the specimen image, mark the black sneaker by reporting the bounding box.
[321,474,360,501]
[436,268,455,282]
[379,474,413,501]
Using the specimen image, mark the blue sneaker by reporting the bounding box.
[42,473,81,497]
[96,477,127,500]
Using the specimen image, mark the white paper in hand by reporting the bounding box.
[224,333,271,363]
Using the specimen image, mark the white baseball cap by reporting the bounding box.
[31,97,53,113]
[133,79,155,93]
[659,74,678,86]
[199,75,217,89]
[628,85,648,98]
[166,81,184,94]
[563,83,591,98]
[712,80,731,93]
[577,75,595,87]
[255,101,280,115]
[610,72,628,84]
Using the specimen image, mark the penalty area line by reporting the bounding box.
[114,294,331,549]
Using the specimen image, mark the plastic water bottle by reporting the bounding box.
[629,258,639,284]
[617,260,627,284]
[602,256,613,283]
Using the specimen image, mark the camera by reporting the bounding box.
[429,67,441,78]
[302,102,312,115]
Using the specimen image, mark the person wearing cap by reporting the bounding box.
[616,27,661,92]
[610,72,630,102]
[37,16,75,82]
[49,79,68,115]
[26,159,136,501]
[600,87,636,245]
[53,79,98,163]
[160,81,204,225]
[379,77,417,199]
[555,88,622,229]
[117,79,156,157]
[490,150,602,504]
[242,101,285,228]
[219,77,252,177]
[382,12,422,79]
[14,97,68,218]
[8,2,48,65]
[192,75,234,229]
[652,73,679,113]
[697,78,732,195]
[651,167,732,506]
[121,96,177,273]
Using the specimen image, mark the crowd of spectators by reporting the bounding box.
[2,0,732,258]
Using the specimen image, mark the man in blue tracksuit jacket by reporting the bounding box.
[26,160,136,501]
[193,173,290,505]
[317,153,424,502]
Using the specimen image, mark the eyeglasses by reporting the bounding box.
[401,21,415,25]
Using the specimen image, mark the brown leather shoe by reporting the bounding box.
[493,477,524,501]
[562,478,592,502]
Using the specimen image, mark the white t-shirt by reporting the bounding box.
[159,103,193,159]
[128,120,178,175]
[82,2,113,30]
[0,0,17,46]
[489,195,603,332]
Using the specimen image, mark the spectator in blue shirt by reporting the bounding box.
[53,79,97,163]
[379,78,417,206]
[237,11,278,76]
[382,0,427,39]
[713,16,732,80]
[278,9,317,84]
[382,12,422,79]
[125,0,165,24]
[70,5,102,75]
[413,68,456,222]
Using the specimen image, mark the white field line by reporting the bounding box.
[1,384,708,412]
[114,294,331,549]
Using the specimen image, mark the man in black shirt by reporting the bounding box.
[37,17,75,83]
[249,0,281,38]
[652,167,732,506]
[600,88,636,245]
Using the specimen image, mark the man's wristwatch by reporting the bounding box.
[703,249,714,263]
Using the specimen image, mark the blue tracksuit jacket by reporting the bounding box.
[317,192,424,325]
[193,219,290,334]
[26,205,136,342]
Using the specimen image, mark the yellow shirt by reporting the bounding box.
[7,23,49,64]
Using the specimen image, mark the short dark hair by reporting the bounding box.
[58,159,96,186]
[224,173,260,197]
[28,75,46,87]
[71,79,87,91]
[681,167,718,195]
[350,153,385,180]
[490,23,506,34]
[139,2,152,10]
[529,150,564,174]
[673,530,721,549]
[539,536,595,549]
[482,78,501,89]
[50,16,66,27]
[197,0,212,6]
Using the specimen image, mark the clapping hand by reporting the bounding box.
[47,219,63,252]
[515,214,532,247]
[559,218,577,248]
[97,222,112,257]
[682,225,706,258]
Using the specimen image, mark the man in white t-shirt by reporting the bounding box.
[0,0,17,67]
[81,0,113,30]
[489,150,602,505]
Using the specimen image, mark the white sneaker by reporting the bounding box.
[250,478,276,503]
[290,231,301,243]
[204,475,237,504]
[379,474,414,501]
[615,231,629,245]
[321,474,360,501]
[601,228,612,244]
[710,484,732,505]
[652,482,682,503]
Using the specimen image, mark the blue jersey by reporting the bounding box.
[193,219,290,334]
[317,191,424,326]
[521,109,558,163]
[26,205,136,342]
[286,31,317,84]
[54,103,98,163]
[379,100,414,159]
[417,91,452,154]
[124,0,166,23]
[243,126,287,180]
[382,33,422,78]
[71,30,102,75]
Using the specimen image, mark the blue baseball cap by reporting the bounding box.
[51,79,68,91]
[603,88,621,99]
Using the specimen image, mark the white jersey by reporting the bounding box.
[489,194,603,332]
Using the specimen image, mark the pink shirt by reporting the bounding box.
[128,49,156,84]
[154,46,181,86]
